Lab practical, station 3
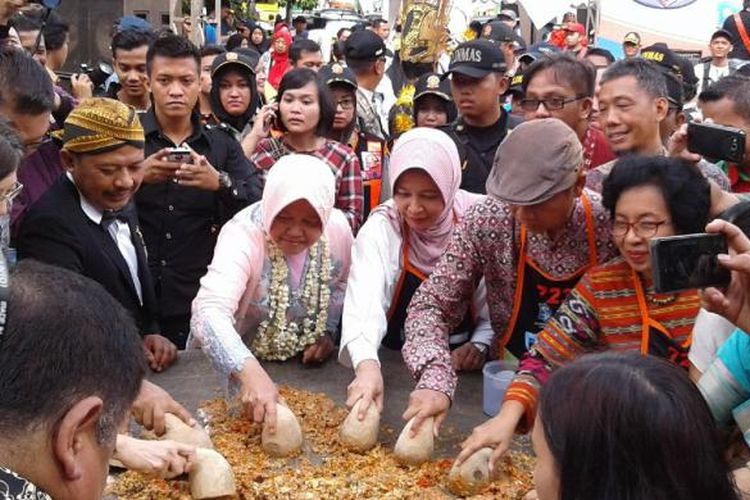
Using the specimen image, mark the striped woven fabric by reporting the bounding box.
[504,257,700,432]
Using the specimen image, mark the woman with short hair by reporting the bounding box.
[458,154,714,467]
[245,68,364,232]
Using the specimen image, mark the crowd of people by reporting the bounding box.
[6,0,750,498]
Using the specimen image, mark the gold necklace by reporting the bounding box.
[646,291,678,306]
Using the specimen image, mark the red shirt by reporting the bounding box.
[583,125,616,171]
[721,161,750,193]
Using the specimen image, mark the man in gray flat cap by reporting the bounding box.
[400,118,619,435]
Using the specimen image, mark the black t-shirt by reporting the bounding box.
[723,10,750,61]
[441,110,514,194]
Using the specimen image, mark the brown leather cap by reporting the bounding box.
[486,118,583,205]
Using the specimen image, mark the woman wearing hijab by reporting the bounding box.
[320,62,388,219]
[338,127,490,418]
[249,22,270,54]
[263,26,292,102]
[189,154,353,427]
[208,51,258,140]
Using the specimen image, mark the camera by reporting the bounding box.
[166,147,193,164]
[56,61,114,88]
[687,122,746,164]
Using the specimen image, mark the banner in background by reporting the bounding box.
[597,0,743,55]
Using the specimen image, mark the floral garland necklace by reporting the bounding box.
[251,237,332,361]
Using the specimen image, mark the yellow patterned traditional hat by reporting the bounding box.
[56,97,144,154]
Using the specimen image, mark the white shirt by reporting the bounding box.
[694,62,731,97]
[338,211,494,369]
[688,308,736,374]
[69,174,143,304]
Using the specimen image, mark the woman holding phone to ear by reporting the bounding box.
[456,155,713,471]
[244,68,364,232]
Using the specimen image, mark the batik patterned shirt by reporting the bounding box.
[0,467,51,500]
[403,192,617,399]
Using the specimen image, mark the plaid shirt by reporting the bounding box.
[250,137,364,232]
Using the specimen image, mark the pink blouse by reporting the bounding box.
[189,202,353,378]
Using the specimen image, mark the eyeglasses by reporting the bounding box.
[611,219,671,238]
[0,182,23,211]
[335,98,355,110]
[519,95,586,111]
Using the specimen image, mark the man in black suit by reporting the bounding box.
[17,97,178,372]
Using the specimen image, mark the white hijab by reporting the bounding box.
[261,154,336,235]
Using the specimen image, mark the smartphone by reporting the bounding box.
[650,233,730,294]
[166,147,192,164]
[687,122,746,164]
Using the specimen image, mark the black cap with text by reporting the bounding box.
[444,39,506,79]
[640,43,682,76]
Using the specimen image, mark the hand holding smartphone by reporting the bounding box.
[166,146,193,165]
[650,233,731,293]
[264,104,279,133]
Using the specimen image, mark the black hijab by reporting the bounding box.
[247,21,271,53]
[209,52,258,133]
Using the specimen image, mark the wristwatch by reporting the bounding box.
[217,171,233,190]
[471,342,489,355]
